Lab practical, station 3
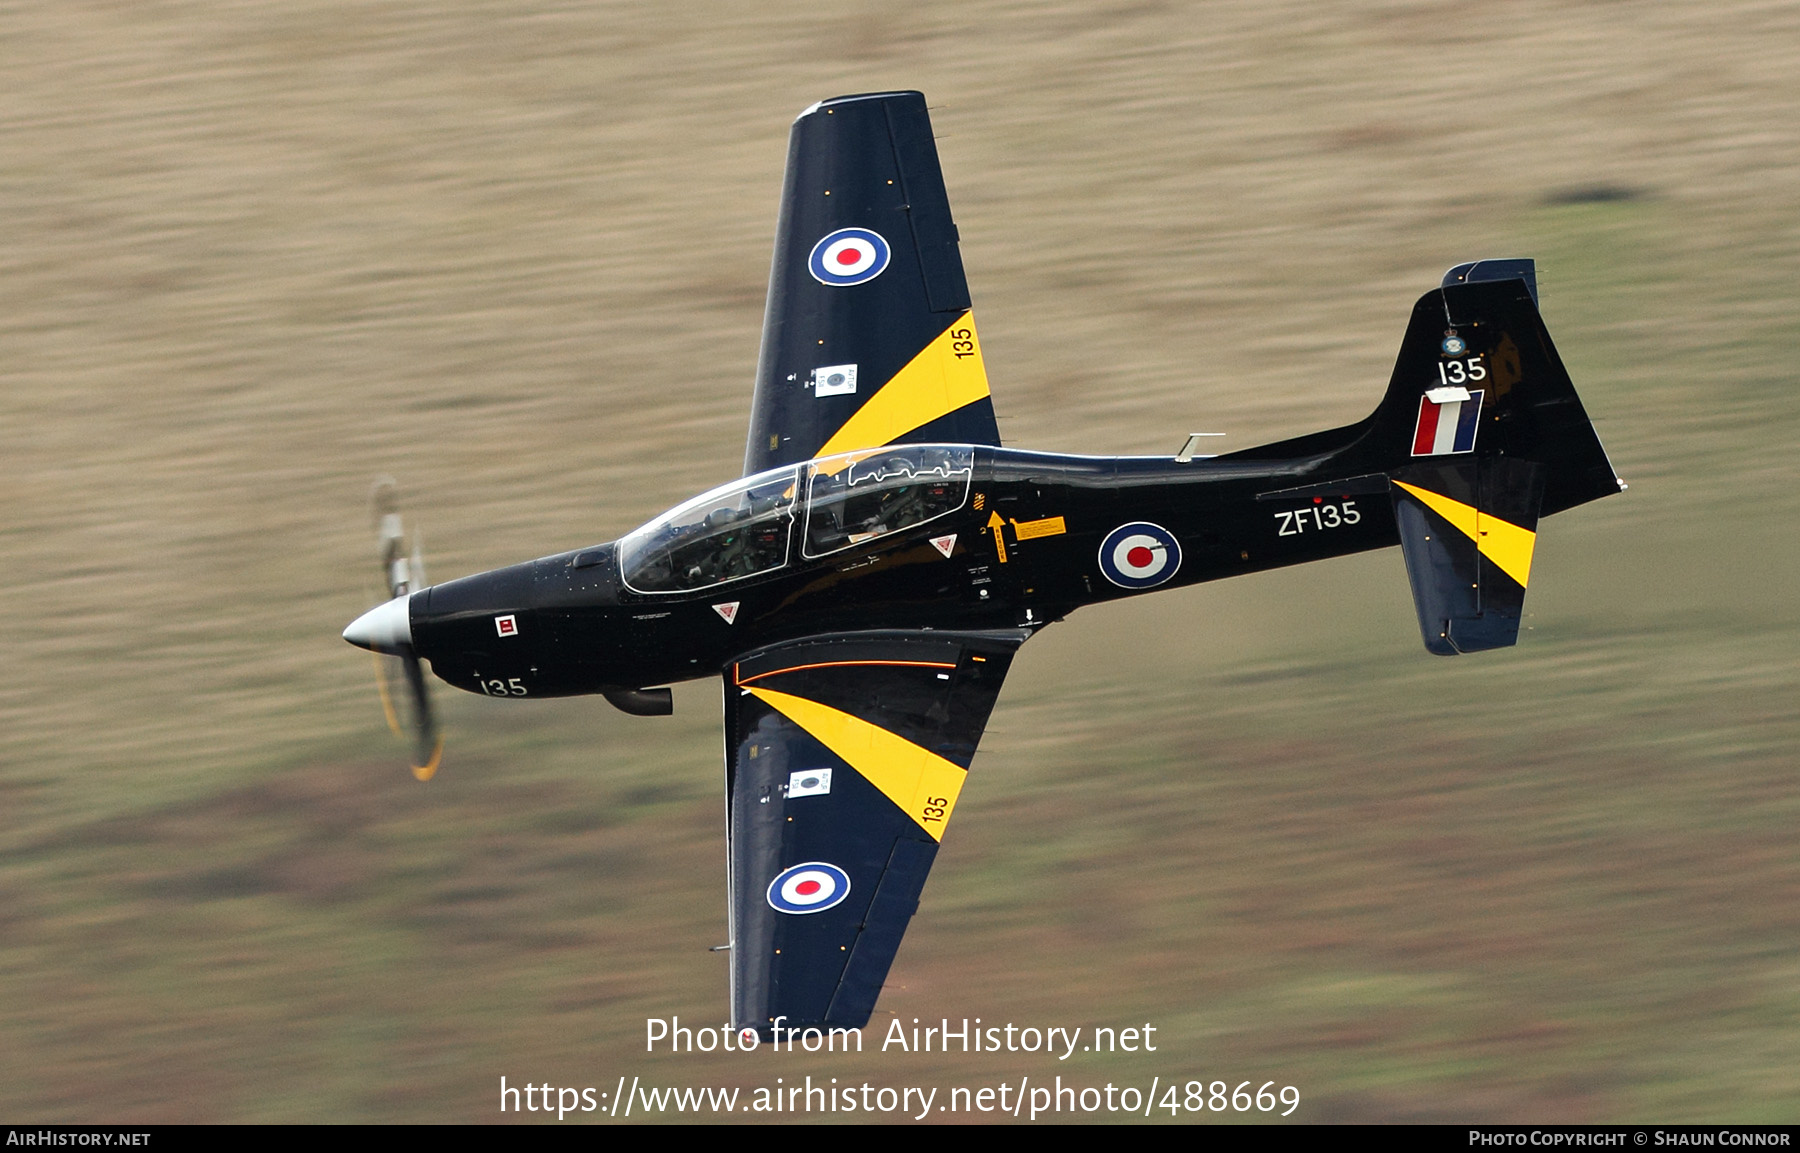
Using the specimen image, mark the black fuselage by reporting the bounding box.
[408,445,1397,700]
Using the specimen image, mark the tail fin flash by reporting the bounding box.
[1379,261,1621,654]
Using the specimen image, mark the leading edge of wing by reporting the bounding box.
[744,92,1000,476]
[722,629,1027,1036]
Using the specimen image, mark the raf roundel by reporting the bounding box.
[1098,522,1182,589]
[767,862,852,915]
[808,228,891,287]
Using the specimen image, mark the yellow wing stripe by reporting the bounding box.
[1393,480,1537,588]
[815,310,989,463]
[746,686,966,840]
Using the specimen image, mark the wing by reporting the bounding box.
[743,92,1000,476]
[722,629,1027,1036]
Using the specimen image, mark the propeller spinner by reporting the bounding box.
[345,479,443,780]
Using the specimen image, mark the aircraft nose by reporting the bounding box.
[343,593,413,652]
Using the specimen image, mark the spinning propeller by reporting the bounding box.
[345,479,443,780]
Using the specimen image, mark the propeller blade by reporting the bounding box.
[372,651,405,737]
[355,478,442,779]
[373,477,413,598]
[400,647,442,781]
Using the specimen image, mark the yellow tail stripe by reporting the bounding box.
[815,311,989,463]
[746,686,966,840]
[1393,480,1537,588]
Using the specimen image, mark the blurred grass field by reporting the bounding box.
[3,0,1798,1122]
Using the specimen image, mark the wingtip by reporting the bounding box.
[797,91,927,122]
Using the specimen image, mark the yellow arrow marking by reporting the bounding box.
[986,510,1008,563]
[746,686,968,840]
[1393,480,1536,588]
[815,311,990,462]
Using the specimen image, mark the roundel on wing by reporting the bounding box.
[1097,521,1182,589]
[767,861,852,914]
[807,228,891,286]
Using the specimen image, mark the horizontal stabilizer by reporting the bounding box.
[1392,458,1546,654]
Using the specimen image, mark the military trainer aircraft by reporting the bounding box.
[344,91,1622,1040]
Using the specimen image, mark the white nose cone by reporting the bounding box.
[343,594,413,652]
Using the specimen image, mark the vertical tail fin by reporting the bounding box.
[1370,262,1619,516]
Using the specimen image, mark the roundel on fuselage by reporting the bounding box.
[1098,522,1182,589]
